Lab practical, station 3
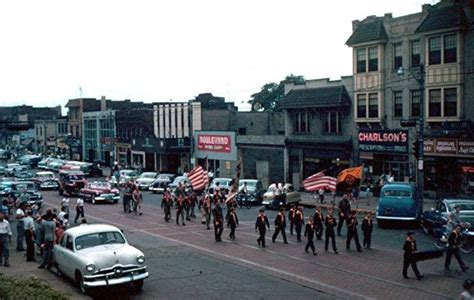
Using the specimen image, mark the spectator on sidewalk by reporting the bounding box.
[15,203,25,251]
[24,210,35,262]
[38,211,56,269]
[34,215,44,256]
[0,212,12,267]
[1,200,10,221]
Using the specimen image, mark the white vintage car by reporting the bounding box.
[53,224,149,294]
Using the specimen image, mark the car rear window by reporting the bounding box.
[383,190,412,197]
[448,203,474,211]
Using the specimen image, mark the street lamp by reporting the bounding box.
[397,64,425,202]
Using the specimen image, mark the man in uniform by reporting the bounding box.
[403,232,423,280]
[227,207,238,240]
[288,204,296,235]
[346,210,362,252]
[361,211,374,249]
[201,193,212,230]
[255,208,270,247]
[337,194,351,236]
[294,206,304,242]
[445,224,469,272]
[324,208,338,254]
[313,206,324,240]
[304,215,317,255]
[161,189,172,222]
[176,194,186,226]
[272,207,288,244]
[212,202,224,242]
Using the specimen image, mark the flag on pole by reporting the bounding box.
[303,171,337,192]
[226,159,242,204]
[187,165,208,191]
[336,165,363,191]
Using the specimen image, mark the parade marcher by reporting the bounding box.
[402,232,423,280]
[176,194,186,226]
[24,210,35,262]
[213,182,222,204]
[288,204,296,235]
[132,186,143,216]
[361,211,374,249]
[445,224,469,272]
[346,210,362,252]
[201,193,212,230]
[313,206,324,240]
[38,211,56,269]
[123,181,134,213]
[337,194,351,236]
[61,197,70,217]
[272,207,288,244]
[184,194,191,221]
[212,202,224,242]
[0,212,12,267]
[324,209,338,254]
[227,207,238,240]
[304,215,317,255]
[294,206,304,242]
[15,203,25,251]
[255,208,270,248]
[74,197,84,223]
[189,191,197,219]
[162,189,172,222]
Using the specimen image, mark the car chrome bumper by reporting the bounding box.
[84,270,149,287]
[376,216,417,221]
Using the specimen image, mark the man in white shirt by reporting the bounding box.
[23,210,35,262]
[15,205,25,251]
[0,212,12,266]
[74,198,84,224]
[61,198,70,216]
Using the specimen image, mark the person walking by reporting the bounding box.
[227,207,238,240]
[402,232,423,280]
[176,194,186,226]
[0,212,12,267]
[294,206,304,242]
[337,194,351,236]
[445,224,469,272]
[313,207,324,240]
[288,204,296,235]
[74,198,84,224]
[304,215,317,255]
[24,210,36,262]
[15,203,25,251]
[361,211,374,249]
[38,211,56,269]
[346,210,362,252]
[162,189,172,222]
[272,207,288,244]
[324,209,338,254]
[132,186,143,216]
[212,202,224,242]
[60,197,70,217]
[202,193,212,230]
[255,209,270,248]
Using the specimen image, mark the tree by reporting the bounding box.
[248,74,305,111]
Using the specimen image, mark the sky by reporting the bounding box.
[0,0,436,112]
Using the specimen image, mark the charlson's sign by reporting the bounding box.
[358,129,409,154]
[194,131,237,161]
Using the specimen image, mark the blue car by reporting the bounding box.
[376,182,422,228]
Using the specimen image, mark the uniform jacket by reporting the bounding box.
[361,217,373,234]
[274,212,286,228]
[255,213,270,231]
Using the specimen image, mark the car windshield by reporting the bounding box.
[158,174,173,180]
[122,171,137,177]
[37,173,54,179]
[16,183,35,190]
[383,189,412,197]
[141,173,156,178]
[240,181,256,188]
[214,179,231,186]
[68,174,85,181]
[90,182,111,189]
[448,203,474,212]
[75,231,126,250]
[173,177,186,184]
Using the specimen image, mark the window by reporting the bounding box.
[410,90,420,117]
[357,94,367,118]
[393,43,403,70]
[323,111,341,133]
[294,112,310,133]
[356,48,366,73]
[368,47,378,71]
[368,93,378,118]
[444,88,457,117]
[428,89,441,117]
[444,34,457,63]
[393,91,403,118]
[429,37,441,65]
[238,128,247,135]
[410,40,420,68]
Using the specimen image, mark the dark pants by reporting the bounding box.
[445,248,466,270]
[164,206,171,221]
[295,222,303,242]
[305,239,316,253]
[40,240,54,268]
[315,224,323,240]
[0,234,9,264]
[123,196,130,213]
[229,224,236,240]
[337,215,348,235]
[16,220,24,251]
[25,230,35,261]
[290,221,294,235]
[403,254,421,278]
[325,231,338,252]
[347,229,362,251]
[214,221,223,241]
[74,207,84,223]
[257,228,266,247]
[205,209,211,229]
[272,226,287,243]
[176,209,185,225]
[363,232,372,248]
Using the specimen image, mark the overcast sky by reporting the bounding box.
[0,0,435,112]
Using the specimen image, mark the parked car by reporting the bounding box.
[209,178,233,194]
[60,161,84,172]
[18,154,42,168]
[58,170,88,196]
[53,224,149,295]
[38,157,54,169]
[135,172,159,190]
[421,198,474,236]
[109,169,139,187]
[13,169,33,181]
[0,166,5,176]
[80,163,103,177]
[376,182,422,228]
[236,179,264,204]
[5,163,22,176]
[0,179,14,197]
[149,174,176,194]
[48,159,65,172]
[262,183,301,209]
[33,171,60,190]
[79,181,120,204]
[10,181,43,207]
[168,175,189,191]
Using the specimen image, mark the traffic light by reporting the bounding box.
[412,141,420,159]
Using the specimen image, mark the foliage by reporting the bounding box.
[248,74,305,111]
[0,274,69,300]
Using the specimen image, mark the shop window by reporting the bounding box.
[410,90,420,117]
[357,94,367,118]
[410,40,420,68]
[393,43,403,70]
[428,89,441,117]
[323,111,340,134]
[368,93,378,118]
[444,88,457,117]
[429,37,441,65]
[356,48,366,73]
[393,91,403,118]
[444,34,457,64]
[368,46,378,72]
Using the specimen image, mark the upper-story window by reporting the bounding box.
[393,43,403,70]
[429,37,441,65]
[356,94,367,118]
[368,47,378,72]
[368,93,379,118]
[429,34,457,65]
[356,49,366,73]
[410,40,420,68]
[428,89,442,117]
[356,46,378,73]
[393,91,403,118]
[323,111,341,134]
[444,34,457,64]
[410,90,420,117]
[444,88,457,117]
[294,112,310,133]
[356,93,379,120]
[428,87,458,118]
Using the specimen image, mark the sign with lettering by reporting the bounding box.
[424,138,474,158]
[358,129,409,154]
[194,131,237,161]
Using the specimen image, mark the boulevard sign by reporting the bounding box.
[194,131,237,161]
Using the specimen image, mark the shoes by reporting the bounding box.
[4,262,9,267]
[334,251,339,254]
[38,265,45,269]
[284,241,289,244]
[357,249,363,253]
[462,266,470,272]
[403,275,409,279]
[207,227,210,230]
[272,239,275,243]
[416,275,424,280]
[297,239,302,243]
[257,239,261,246]
[182,223,186,226]
[305,249,309,253]
[445,267,451,272]
[313,252,317,256]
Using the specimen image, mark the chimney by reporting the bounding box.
[384,13,392,20]
[352,20,360,31]
[101,96,107,111]
[422,4,430,13]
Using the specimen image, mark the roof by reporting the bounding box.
[346,20,388,46]
[416,4,468,33]
[65,224,121,237]
[278,86,351,110]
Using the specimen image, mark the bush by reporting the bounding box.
[0,274,69,300]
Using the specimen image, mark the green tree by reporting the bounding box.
[248,74,305,111]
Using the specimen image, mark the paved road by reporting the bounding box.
[37,188,473,299]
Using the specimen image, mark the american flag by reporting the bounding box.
[187,165,208,191]
[303,171,337,192]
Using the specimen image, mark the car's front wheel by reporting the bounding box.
[75,271,89,295]
[132,279,144,291]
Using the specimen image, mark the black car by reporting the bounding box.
[421,198,474,236]
[11,181,43,207]
[80,163,103,177]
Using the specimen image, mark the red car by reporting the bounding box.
[79,181,120,204]
[58,170,88,196]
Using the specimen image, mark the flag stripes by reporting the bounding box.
[303,171,337,192]
[187,165,208,191]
